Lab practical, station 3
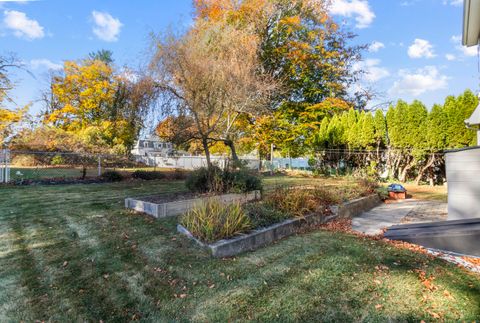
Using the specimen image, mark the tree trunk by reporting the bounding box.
[399,158,415,182]
[201,137,212,170]
[415,154,436,185]
[224,139,239,163]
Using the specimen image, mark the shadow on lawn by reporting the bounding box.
[0,180,478,321]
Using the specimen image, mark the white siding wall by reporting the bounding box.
[446,148,480,220]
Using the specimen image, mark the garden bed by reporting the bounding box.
[178,193,381,257]
[125,190,261,218]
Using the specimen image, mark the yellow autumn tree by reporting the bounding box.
[0,54,29,146]
[43,57,154,154]
[0,106,27,146]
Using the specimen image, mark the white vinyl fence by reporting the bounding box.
[134,155,261,170]
[0,149,10,183]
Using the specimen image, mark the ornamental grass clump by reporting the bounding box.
[264,186,341,217]
[180,199,252,243]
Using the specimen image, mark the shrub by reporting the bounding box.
[185,167,216,193]
[264,187,341,217]
[230,170,263,193]
[357,178,378,195]
[171,168,187,180]
[244,202,290,228]
[185,167,262,194]
[50,154,65,166]
[376,186,389,200]
[180,200,252,243]
[101,170,123,182]
[131,170,165,180]
[11,154,38,167]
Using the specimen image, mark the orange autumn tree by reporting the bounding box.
[193,0,365,157]
[149,15,278,168]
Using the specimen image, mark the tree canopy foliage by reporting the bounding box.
[39,55,155,154]
[0,54,29,146]
[149,12,278,168]
[153,0,364,165]
[305,90,478,184]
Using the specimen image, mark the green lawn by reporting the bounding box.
[9,166,175,181]
[0,177,476,321]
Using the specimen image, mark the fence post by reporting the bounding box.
[5,149,9,183]
[98,155,102,176]
[0,149,3,183]
[1,149,10,183]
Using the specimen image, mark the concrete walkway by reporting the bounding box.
[352,200,421,235]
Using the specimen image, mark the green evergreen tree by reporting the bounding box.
[444,90,477,148]
[373,109,387,148]
[359,111,375,149]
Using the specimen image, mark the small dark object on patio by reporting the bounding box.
[387,183,407,199]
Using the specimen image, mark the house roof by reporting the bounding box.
[465,99,480,126]
[444,146,480,153]
[463,0,480,46]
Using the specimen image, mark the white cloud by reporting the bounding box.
[400,0,419,6]
[451,34,461,43]
[407,38,436,58]
[451,34,478,57]
[369,41,384,52]
[330,0,375,29]
[445,53,456,61]
[443,0,463,6]
[459,45,478,56]
[354,59,390,82]
[91,11,122,42]
[3,10,44,40]
[390,66,448,96]
[30,58,62,70]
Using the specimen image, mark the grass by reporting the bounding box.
[9,166,179,181]
[403,183,448,202]
[0,177,477,321]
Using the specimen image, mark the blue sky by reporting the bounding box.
[0,0,478,116]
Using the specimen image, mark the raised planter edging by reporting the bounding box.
[178,194,380,258]
[332,194,381,219]
[177,212,333,258]
[125,190,261,218]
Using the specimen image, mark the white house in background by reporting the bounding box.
[444,0,480,220]
[131,134,174,157]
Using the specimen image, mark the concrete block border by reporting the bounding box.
[125,190,261,218]
[333,194,382,219]
[178,193,381,258]
[177,212,334,258]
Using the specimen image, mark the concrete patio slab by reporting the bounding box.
[352,199,420,235]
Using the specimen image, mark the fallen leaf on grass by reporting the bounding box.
[209,284,215,289]
[443,290,454,299]
[375,304,383,310]
[426,310,441,319]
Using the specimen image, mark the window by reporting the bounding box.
[143,141,149,148]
